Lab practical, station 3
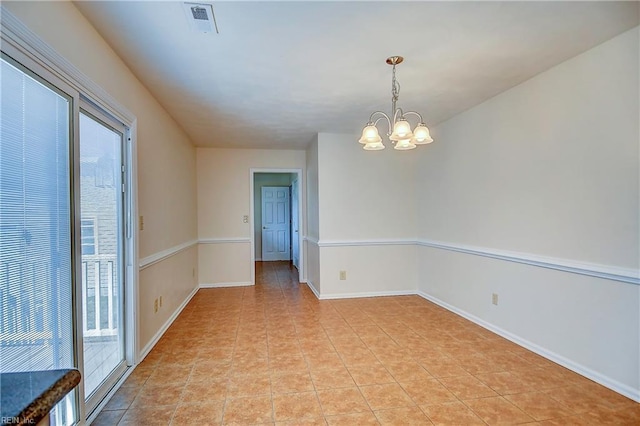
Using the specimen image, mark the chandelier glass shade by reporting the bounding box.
[359,56,433,151]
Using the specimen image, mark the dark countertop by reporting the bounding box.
[1,369,81,426]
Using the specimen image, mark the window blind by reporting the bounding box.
[0,56,74,373]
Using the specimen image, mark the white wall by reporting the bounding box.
[4,1,199,357]
[197,148,306,286]
[320,245,417,298]
[9,0,638,400]
[139,248,197,350]
[253,173,294,260]
[305,136,321,294]
[318,134,418,241]
[313,133,419,297]
[416,27,639,399]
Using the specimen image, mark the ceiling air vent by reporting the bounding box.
[182,2,219,34]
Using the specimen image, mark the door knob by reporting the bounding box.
[263,226,267,229]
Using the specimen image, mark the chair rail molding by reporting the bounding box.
[317,238,415,247]
[417,239,639,285]
[199,237,251,244]
[304,236,319,245]
[139,239,198,270]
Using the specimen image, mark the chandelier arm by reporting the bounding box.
[368,111,392,133]
[393,108,404,123]
[403,110,425,124]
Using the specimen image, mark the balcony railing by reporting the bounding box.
[0,257,118,370]
[0,259,53,347]
[82,258,118,337]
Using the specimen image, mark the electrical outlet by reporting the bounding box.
[243,215,249,223]
[154,298,158,313]
[139,215,144,231]
[492,293,498,305]
[159,296,163,308]
[339,270,347,280]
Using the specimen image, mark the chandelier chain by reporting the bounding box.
[391,64,400,104]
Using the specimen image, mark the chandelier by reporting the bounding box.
[359,56,433,151]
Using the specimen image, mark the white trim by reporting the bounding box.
[416,290,640,403]
[0,7,135,125]
[318,289,415,300]
[198,237,251,244]
[305,236,319,245]
[138,286,198,361]
[318,239,415,248]
[306,280,321,299]
[306,237,639,285]
[250,168,305,286]
[139,239,198,270]
[417,239,639,285]
[199,282,253,288]
[126,123,139,365]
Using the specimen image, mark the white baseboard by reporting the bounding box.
[306,280,320,299]
[138,286,198,362]
[199,281,253,288]
[319,289,415,300]
[416,290,640,403]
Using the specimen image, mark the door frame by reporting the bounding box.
[249,168,303,285]
[290,176,300,271]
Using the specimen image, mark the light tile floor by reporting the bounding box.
[93,261,639,425]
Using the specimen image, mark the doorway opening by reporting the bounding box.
[250,169,303,285]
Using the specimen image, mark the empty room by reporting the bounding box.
[0,1,638,425]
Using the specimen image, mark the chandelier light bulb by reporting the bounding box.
[359,124,382,144]
[394,138,417,151]
[412,123,433,144]
[363,140,386,150]
[389,119,413,141]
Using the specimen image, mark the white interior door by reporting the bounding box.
[291,179,300,270]
[261,186,290,261]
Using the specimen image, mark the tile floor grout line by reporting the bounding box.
[94,261,638,425]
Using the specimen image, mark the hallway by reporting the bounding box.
[93,261,638,425]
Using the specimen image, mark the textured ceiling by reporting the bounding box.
[74,1,639,149]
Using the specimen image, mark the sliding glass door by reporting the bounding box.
[79,109,127,412]
[1,48,132,423]
[1,54,77,425]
